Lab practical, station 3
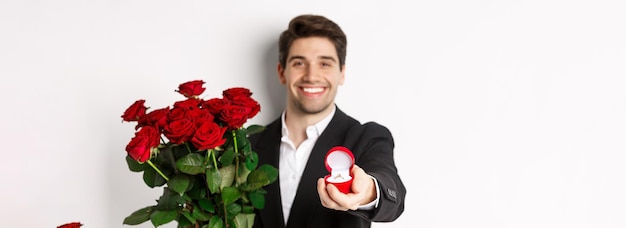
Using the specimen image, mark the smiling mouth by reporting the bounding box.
[302,87,324,93]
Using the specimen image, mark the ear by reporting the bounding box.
[277,63,287,85]
[338,65,346,85]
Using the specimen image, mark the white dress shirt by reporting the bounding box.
[278,107,379,224]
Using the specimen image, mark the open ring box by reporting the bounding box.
[324,146,355,194]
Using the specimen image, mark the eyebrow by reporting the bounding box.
[287,56,305,63]
[287,55,337,63]
[319,56,337,62]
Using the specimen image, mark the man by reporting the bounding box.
[250,14,406,228]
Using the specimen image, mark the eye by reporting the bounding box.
[291,61,304,67]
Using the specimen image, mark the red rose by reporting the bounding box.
[138,107,170,130]
[219,105,250,129]
[173,98,202,109]
[121,99,147,122]
[163,118,195,144]
[191,121,227,150]
[167,107,189,121]
[177,80,206,98]
[202,98,229,115]
[227,96,260,119]
[188,108,215,128]
[58,222,82,228]
[223,87,252,100]
[126,126,160,162]
[168,99,201,122]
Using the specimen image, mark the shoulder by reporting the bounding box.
[334,107,393,139]
[348,121,393,138]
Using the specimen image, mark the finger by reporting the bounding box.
[327,183,360,210]
[351,166,370,193]
[322,180,358,211]
[347,165,375,208]
[317,178,338,209]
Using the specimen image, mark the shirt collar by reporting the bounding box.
[281,105,336,138]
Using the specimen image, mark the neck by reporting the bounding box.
[283,104,335,147]
[285,104,334,128]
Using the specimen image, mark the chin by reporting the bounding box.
[299,103,332,115]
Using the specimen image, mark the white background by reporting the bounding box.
[1,0,625,227]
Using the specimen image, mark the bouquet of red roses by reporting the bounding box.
[121,80,277,228]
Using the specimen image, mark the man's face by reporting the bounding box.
[278,37,345,115]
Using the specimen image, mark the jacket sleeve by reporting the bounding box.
[345,122,406,222]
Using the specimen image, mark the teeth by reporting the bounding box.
[303,87,323,93]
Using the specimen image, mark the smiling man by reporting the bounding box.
[280,36,344,143]
[249,14,406,228]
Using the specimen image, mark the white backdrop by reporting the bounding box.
[1,1,625,228]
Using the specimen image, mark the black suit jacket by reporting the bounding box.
[250,107,406,228]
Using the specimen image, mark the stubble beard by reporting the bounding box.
[292,99,333,115]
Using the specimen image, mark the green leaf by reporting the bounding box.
[176,214,193,227]
[143,166,167,188]
[186,178,206,199]
[155,146,178,170]
[219,147,235,166]
[219,165,236,189]
[235,129,248,147]
[181,211,196,224]
[242,142,252,156]
[168,174,191,195]
[150,210,178,227]
[225,202,242,217]
[233,213,255,228]
[208,216,225,228]
[236,165,251,184]
[244,152,259,171]
[241,167,275,191]
[221,186,241,205]
[248,191,266,209]
[126,155,147,172]
[192,205,211,221]
[242,205,254,214]
[259,164,279,184]
[245,213,255,228]
[198,198,215,213]
[176,153,206,175]
[123,205,155,225]
[156,188,183,211]
[245,124,265,135]
[206,168,222,194]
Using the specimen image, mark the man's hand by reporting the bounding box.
[317,165,376,211]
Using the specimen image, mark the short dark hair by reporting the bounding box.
[278,14,347,70]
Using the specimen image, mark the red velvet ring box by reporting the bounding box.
[324,146,355,194]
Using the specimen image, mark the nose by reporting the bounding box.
[303,65,320,82]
